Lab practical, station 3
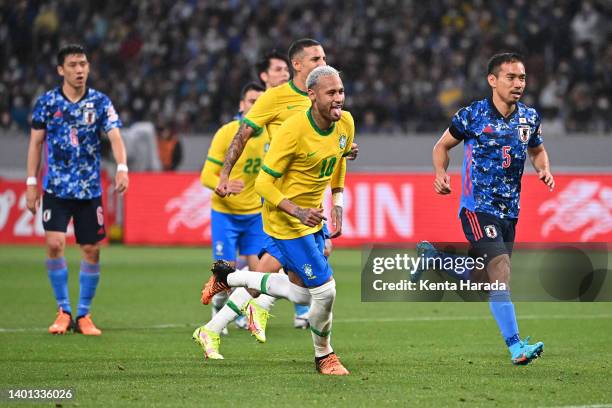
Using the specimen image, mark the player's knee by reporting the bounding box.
[487,254,511,283]
[81,244,100,263]
[308,279,336,311]
[46,237,65,257]
[288,283,311,305]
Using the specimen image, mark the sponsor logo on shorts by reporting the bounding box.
[43,209,52,223]
[484,225,498,239]
[303,263,316,280]
[96,206,104,226]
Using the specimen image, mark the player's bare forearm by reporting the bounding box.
[278,199,326,228]
[528,144,550,173]
[27,129,46,177]
[107,128,129,193]
[529,144,554,190]
[222,123,253,177]
[432,130,460,194]
[107,128,127,165]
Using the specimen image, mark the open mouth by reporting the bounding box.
[330,105,343,117]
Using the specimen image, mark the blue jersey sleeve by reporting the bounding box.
[100,96,122,132]
[31,95,49,130]
[449,107,470,140]
[528,112,543,148]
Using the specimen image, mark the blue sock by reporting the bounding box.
[294,303,309,316]
[430,251,473,281]
[77,261,100,318]
[46,258,71,314]
[489,290,520,354]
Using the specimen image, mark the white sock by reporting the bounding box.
[211,291,228,312]
[308,280,336,357]
[255,294,276,311]
[227,270,265,291]
[204,287,252,334]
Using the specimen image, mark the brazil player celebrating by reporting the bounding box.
[415,53,554,365]
[211,39,329,342]
[193,82,272,357]
[26,44,128,336]
[202,66,353,375]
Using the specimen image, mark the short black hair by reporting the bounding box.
[240,82,265,100]
[487,52,524,76]
[57,44,87,66]
[288,38,321,61]
[256,50,290,77]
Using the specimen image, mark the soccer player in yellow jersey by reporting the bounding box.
[192,82,269,358]
[202,66,353,375]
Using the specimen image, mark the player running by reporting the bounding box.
[26,44,128,336]
[415,53,554,365]
[201,66,353,375]
[205,39,335,347]
[196,82,268,340]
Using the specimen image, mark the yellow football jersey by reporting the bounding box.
[255,109,355,239]
[243,80,311,139]
[201,119,270,214]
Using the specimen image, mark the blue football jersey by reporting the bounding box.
[449,98,543,219]
[31,87,122,199]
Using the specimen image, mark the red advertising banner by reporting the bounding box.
[123,172,612,246]
[0,176,113,244]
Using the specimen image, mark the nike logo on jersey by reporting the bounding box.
[287,105,300,110]
[307,151,317,158]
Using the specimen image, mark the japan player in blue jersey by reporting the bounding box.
[25,44,129,336]
[415,53,554,365]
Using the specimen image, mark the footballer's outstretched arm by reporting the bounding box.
[25,128,46,214]
[528,144,555,191]
[107,127,129,194]
[216,123,254,196]
[432,129,461,195]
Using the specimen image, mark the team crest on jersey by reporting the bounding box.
[264,143,270,153]
[43,209,51,223]
[517,125,530,143]
[303,263,315,280]
[484,225,498,239]
[339,134,347,149]
[83,108,97,125]
[215,241,224,257]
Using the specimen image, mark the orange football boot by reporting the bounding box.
[201,260,235,305]
[75,314,102,336]
[48,307,73,335]
[315,353,350,376]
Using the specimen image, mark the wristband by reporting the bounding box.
[117,164,128,173]
[332,192,343,207]
[26,177,37,186]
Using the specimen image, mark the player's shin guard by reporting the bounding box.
[77,261,100,318]
[261,273,311,304]
[254,294,276,311]
[205,287,252,334]
[489,290,521,352]
[308,280,336,357]
[46,257,71,314]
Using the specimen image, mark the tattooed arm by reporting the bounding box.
[215,123,254,197]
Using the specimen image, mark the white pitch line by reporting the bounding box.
[1,314,610,333]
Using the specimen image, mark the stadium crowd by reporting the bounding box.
[1,0,611,134]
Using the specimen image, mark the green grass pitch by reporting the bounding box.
[1,246,611,407]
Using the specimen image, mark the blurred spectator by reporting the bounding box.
[1,0,611,135]
[156,121,183,171]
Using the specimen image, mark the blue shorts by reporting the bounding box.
[460,207,517,261]
[321,222,331,239]
[258,234,287,266]
[272,229,332,287]
[210,209,266,261]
